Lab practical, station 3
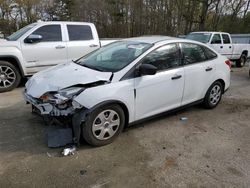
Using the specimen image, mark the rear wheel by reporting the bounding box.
[82,104,125,146]
[236,54,247,67]
[0,61,21,93]
[203,81,223,109]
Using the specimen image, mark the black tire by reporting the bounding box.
[0,61,21,93]
[203,81,223,109]
[236,54,247,68]
[82,104,125,146]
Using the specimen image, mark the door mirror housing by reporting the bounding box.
[24,34,42,43]
[138,64,157,75]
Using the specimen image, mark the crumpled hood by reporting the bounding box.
[26,62,112,98]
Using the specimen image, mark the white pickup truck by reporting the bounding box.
[186,32,250,68]
[0,21,116,92]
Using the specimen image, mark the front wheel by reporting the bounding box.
[236,54,247,67]
[82,104,125,146]
[0,61,21,93]
[203,81,223,109]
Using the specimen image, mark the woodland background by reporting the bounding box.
[0,0,250,38]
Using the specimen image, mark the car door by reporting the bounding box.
[180,43,216,105]
[66,24,100,60]
[221,34,233,59]
[209,34,223,54]
[134,43,184,120]
[21,24,67,73]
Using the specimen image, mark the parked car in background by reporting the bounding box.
[186,32,250,67]
[24,36,231,146]
[0,21,116,92]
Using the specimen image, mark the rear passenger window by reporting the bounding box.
[203,46,217,59]
[222,34,231,44]
[181,43,207,64]
[67,25,93,41]
[32,25,62,42]
[141,43,181,71]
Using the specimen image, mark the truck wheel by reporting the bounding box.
[0,61,21,93]
[236,54,247,67]
[82,104,125,146]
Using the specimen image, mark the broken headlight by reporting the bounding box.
[40,87,84,109]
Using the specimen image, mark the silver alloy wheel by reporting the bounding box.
[92,109,120,140]
[0,65,16,88]
[209,84,221,105]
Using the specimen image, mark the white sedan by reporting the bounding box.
[24,36,231,146]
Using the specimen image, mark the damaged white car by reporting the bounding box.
[24,36,231,146]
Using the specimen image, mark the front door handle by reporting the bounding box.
[89,44,98,48]
[55,45,66,49]
[220,46,223,49]
[229,46,232,49]
[205,67,213,71]
[171,75,182,80]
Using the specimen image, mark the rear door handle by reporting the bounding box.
[89,44,98,48]
[205,67,213,71]
[220,46,223,49]
[55,45,65,49]
[171,75,182,80]
[229,46,232,49]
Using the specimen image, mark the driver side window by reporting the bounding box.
[32,25,62,42]
[141,43,181,72]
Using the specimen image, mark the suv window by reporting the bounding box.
[141,43,181,72]
[67,25,93,41]
[203,46,217,60]
[32,25,62,42]
[181,43,207,64]
[222,34,231,44]
[211,34,222,44]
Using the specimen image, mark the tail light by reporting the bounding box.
[225,60,232,69]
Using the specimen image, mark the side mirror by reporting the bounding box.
[138,64,157,75]
[24,34,42,43]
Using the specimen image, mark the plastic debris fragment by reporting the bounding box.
[62,146,76,156]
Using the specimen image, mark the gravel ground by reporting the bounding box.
[0,65,250,188]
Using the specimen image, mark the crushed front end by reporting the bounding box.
[24,87,87,146]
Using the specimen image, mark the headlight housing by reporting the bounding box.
[39,87,84,108]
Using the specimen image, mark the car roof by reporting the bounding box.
[123,36,211,47]
[123,36,179,44]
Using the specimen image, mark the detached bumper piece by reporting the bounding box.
[47,128,73,148]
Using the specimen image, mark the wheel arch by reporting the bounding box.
[88,100,130,128]
[213,79,225,93]
[0,56,24,77]
[242,50,248,57]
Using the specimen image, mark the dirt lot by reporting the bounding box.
[0,65,250,188]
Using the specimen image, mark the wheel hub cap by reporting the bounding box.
[104,122,110,128]
[0,74,6,81]
[209,85,221,105]
[92,110,120,140]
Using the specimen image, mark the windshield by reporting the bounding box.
[77,41,153,72]
[186,33,211,43]
[6,23,37,41]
